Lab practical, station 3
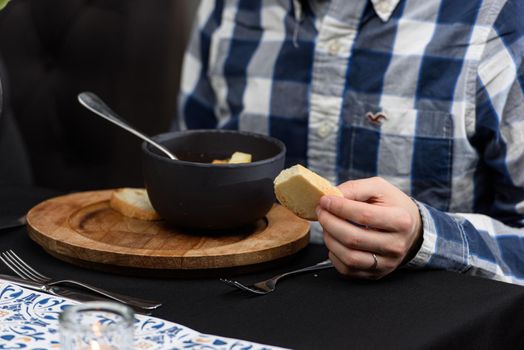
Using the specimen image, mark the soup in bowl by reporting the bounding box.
[141,129,286,230]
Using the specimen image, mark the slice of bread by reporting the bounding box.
[274,165,343,221]
[228,151,252,164]
[211,151,252,164]
[109,188,161,221]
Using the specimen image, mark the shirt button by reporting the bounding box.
[328,40,342,55]
[317,123,332,138]
[376,1,390,13]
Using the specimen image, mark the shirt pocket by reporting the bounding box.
[338,99,456,211]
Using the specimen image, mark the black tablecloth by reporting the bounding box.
[1,186,524,349]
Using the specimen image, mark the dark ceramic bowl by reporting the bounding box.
[142,129,286,230]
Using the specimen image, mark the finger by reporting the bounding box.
[337,177,390,202]
[319,195,411,232]
[324,230,383,271]
[328,252,379,279]
[318,208,399,256]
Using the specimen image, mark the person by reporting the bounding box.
[175,0,524,285]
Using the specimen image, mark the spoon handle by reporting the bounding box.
[77,92,177,160]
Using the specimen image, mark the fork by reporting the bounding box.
[0,250,162,310]
[220,259,334,295]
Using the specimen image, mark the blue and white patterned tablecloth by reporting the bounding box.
[0,281,285,350]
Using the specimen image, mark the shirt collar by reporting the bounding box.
[369,0,401,22]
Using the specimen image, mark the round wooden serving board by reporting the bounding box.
[27,190,310,276]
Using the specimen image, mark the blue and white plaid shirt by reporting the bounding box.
[177,0,524,285]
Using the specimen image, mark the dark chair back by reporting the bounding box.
[0,56,33,186]
[0,0,196,190]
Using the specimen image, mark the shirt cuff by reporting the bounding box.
[405,200,470,273]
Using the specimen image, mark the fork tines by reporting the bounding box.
[220,278,267,295]
[0,250,50,283]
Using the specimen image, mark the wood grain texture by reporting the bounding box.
[27,190,310,274]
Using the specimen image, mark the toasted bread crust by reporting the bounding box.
[109,188,161,221]
[274,165,343,221]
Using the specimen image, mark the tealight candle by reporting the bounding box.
[59,302,134,350]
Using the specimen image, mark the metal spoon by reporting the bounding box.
[77,91,178,160]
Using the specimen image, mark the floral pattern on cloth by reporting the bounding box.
[0,281,284,350]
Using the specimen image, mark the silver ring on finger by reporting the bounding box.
[368,253,378,271]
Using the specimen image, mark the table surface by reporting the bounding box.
[2,186,524,350]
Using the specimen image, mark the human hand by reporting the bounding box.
[317,177,423,279]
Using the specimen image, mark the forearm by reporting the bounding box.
[406,201,524,285]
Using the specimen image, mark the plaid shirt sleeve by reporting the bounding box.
[406,1,524,285]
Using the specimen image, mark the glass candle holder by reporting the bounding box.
[59,301,134,350]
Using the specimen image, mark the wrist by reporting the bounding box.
[402,198,424,265]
